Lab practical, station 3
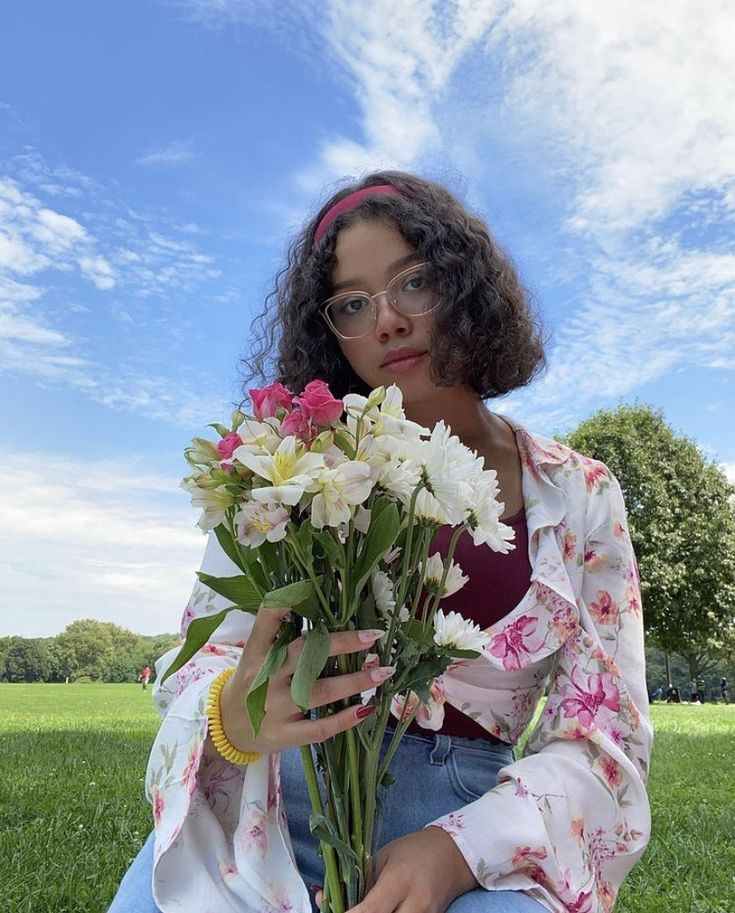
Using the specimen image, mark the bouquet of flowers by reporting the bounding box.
[163,379,515,913]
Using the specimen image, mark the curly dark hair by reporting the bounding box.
[237,170,548,406]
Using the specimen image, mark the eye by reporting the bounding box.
[402,270,431,292]
[336,295,368,315]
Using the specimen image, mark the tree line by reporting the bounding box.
[0,620,178,684]
[2,404,734,692]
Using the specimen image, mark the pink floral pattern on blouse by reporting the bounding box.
[145,416,652,913]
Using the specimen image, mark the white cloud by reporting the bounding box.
[0,452,207,637]
[78,254,116,289]
[136,139,196,166]
[0,156,231,425]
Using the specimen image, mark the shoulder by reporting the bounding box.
[521,426,615,491]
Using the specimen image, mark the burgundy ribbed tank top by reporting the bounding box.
[402,506,532,743]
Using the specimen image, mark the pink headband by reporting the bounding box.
[312,185,406,249]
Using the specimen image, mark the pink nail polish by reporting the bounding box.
[358,628,384,643]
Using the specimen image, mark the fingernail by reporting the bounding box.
[358,628,385,643]
[370,665,396,683]
[356,704,376,719]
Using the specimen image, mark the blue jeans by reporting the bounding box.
[108,727,545,913]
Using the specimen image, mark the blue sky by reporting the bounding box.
[1,1,733,637]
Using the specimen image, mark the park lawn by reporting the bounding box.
[0,686,733,913]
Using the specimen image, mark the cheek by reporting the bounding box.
[338,340,376,383]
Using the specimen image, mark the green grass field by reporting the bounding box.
[0,685,733,913]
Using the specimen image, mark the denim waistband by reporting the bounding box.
[383,723,515,760]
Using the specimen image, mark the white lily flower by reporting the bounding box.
[344,384,429,439]
[186,437,221,465]
[433,609,491,653]
[354,504,372,534]
[419,553,469,597]
[236,436,324,506]
[190,485,236,532]
[233,417,282,453]
[466,476,516,553]
[234,501,290,547]
[310,461,373,529]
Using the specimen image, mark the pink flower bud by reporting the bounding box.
[249,382,294,420]
[216,433,243,460]
[293,379,343,426]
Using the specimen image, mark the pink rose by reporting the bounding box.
[292,380,343,426]
[216,432,243,460]
[281,408,318,445]
[249,382,293,420]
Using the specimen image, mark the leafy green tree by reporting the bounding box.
[4,638,52,682]
[52,619,145,682]
[0,636,21,681]
[561,403,735,681]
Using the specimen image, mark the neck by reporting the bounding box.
[401,385,504,451]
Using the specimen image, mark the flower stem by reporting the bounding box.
[299,744,345,913]
[286,529,336,624]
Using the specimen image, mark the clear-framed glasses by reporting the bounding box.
[320,261,440,339]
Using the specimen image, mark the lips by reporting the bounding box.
[381,348,427,367]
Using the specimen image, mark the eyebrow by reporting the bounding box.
[330,253,423,293]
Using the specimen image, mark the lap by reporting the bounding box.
[109,730,546,913]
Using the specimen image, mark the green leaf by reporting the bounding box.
[352,501,400,596]
[197,572,262,612]
[289,589,319,622]
[160,608,231,683]
[297,521,314,556]
[398,657,447,696]
[312,529,345,569]
[213,523,249,574]
[262,579,315,609]
[446,647,483,659]
[291,623,330,712]
[246,637,290,740]
[308,813,360,863]
[207,422,230,437]
[333,431,356,460]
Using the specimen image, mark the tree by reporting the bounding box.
[52,619,145,682]
[4,638,52,682]
[561,403,735,681]
[0,636,21,681]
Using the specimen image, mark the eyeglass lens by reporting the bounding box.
[326,265,438,338]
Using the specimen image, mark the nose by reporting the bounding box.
[373,291,410,338]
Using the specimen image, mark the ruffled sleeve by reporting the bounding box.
[145,532,311,913]
[426,464,653,913]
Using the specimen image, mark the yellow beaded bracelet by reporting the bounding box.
[206,667,263,765]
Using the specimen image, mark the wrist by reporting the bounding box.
[426,825,479,896]
[207,668,262,764]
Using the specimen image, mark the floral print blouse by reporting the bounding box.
[146,416,652,913]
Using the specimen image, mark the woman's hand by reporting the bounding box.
[218,602,394,755]
[315,827,479,913]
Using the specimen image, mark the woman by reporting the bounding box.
[108,172,652,913]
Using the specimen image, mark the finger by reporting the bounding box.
[238,603,292,672]
[310,665,396,710]
[287,701,376,746]
[281,628,385,676]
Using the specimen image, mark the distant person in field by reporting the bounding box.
[721,677,729,704]
[139,666,151,691]
[689,678,698,703]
